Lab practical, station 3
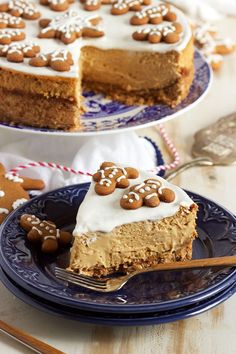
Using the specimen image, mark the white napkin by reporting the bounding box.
[0,132,159,192]
[169,0,236,21]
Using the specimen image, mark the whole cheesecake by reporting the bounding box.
[0,0,194,130]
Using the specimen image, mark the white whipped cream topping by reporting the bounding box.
[0,0,192,78]
[73,170,194,235]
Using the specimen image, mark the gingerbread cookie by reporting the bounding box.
[93,162,139,195]
[120,179,175,210]
[0,13,25,29]
[133,23,182,44]
[0,29,25,45]
[0,163,45,224]
[29,49,74,72]
[0,42,40,62]
[38,11,104,45]
[20,214,73,253]
[0,0,41,20]
[40,0,74,12]
[111,0,151,15]
[130,4,177,25]
[80,0,115,12]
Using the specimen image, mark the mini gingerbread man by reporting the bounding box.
[120,179,175,210]
[130,4,177,25]
[93,162,139,195]
[0,163,45,224]
[20,214,73,253]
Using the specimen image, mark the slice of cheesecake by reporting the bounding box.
[69,162,198,277]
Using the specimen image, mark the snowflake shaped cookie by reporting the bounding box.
[40,0,74,12]
[80,0,115,12]
[0,163,45,224]
[133,22,183,44]
[29,49,74,72]
[0,29,25,45]
[0,42,40,62]
[111,0,151,16]
[130,4,177,25]
[0,13,25,28]
[0,0,41,20]
[38,10,104,44]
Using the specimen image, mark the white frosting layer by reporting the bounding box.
[73,170,194,235]
[0,0,192,78]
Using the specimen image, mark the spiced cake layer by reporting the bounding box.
[0,0,194,130]
[70,162,198,277]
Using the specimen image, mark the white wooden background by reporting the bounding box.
[0,18,236,354]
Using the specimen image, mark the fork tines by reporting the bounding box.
[54,267,108,291]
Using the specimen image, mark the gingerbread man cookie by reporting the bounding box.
[120,179,175,210]
[0,0,41,20]
[0,163,45,224]
[38,11,104,45]
[133,22,182,44]
[111,0,151,16]
[93,162,139,196]
[130,4,177,25]
[0,13,25,29]
[20,214,73,253]
[0,29,25,45]
[0,42,40,62]
[80,0,115,12]
[40,0,74,12]
[29,49,74,72]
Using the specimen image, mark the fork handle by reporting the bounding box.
[0,320,65,354]
[165,157,213,181]
[133,255,236,275]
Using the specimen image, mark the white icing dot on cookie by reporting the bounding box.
[0,190,5,197]
[12,198,28,210]
[0,208,9,214]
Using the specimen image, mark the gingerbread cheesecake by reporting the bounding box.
[69,162,198,277]
[0,0,194,130]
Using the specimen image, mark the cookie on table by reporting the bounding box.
[0,163,45,224]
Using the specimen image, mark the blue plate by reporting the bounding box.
[0,51,212,136]
[1,267,235,326]
[0,183,235,314]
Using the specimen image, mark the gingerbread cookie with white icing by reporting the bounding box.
[20,214,73,253]
[93,161,139,195]
[0,0,41,20]
[0,163,45,224]
[120,178,175,209]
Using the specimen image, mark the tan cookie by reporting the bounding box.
[29,50,73,72]
[0,0,41,20]
[80,0,114,12]
[0,163,45,224]
[0,29,25,45]
[111,0,151,15]
[130,4,177,25]
[38,10,104,44]
[93,162,139,196]
[0,13,25,29]
[20,214,73,253]
[133,22,182,44]
[120,179,175,210]
[40,0,74,12]
[0,42,40,62]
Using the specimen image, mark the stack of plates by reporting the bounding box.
[0,183,235,326]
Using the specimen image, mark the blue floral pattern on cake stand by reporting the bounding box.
[0,51,212,136]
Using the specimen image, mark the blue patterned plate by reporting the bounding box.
[0,183,235,314]
[1,267,235,326]
[0,51,212,136]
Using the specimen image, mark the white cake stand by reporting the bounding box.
[0,52,212,173]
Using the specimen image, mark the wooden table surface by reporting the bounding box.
[0,19,236,354]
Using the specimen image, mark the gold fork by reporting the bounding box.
[55,255,236,293]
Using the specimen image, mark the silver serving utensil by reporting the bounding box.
[165,112,236,181]
[55,255,236,293]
